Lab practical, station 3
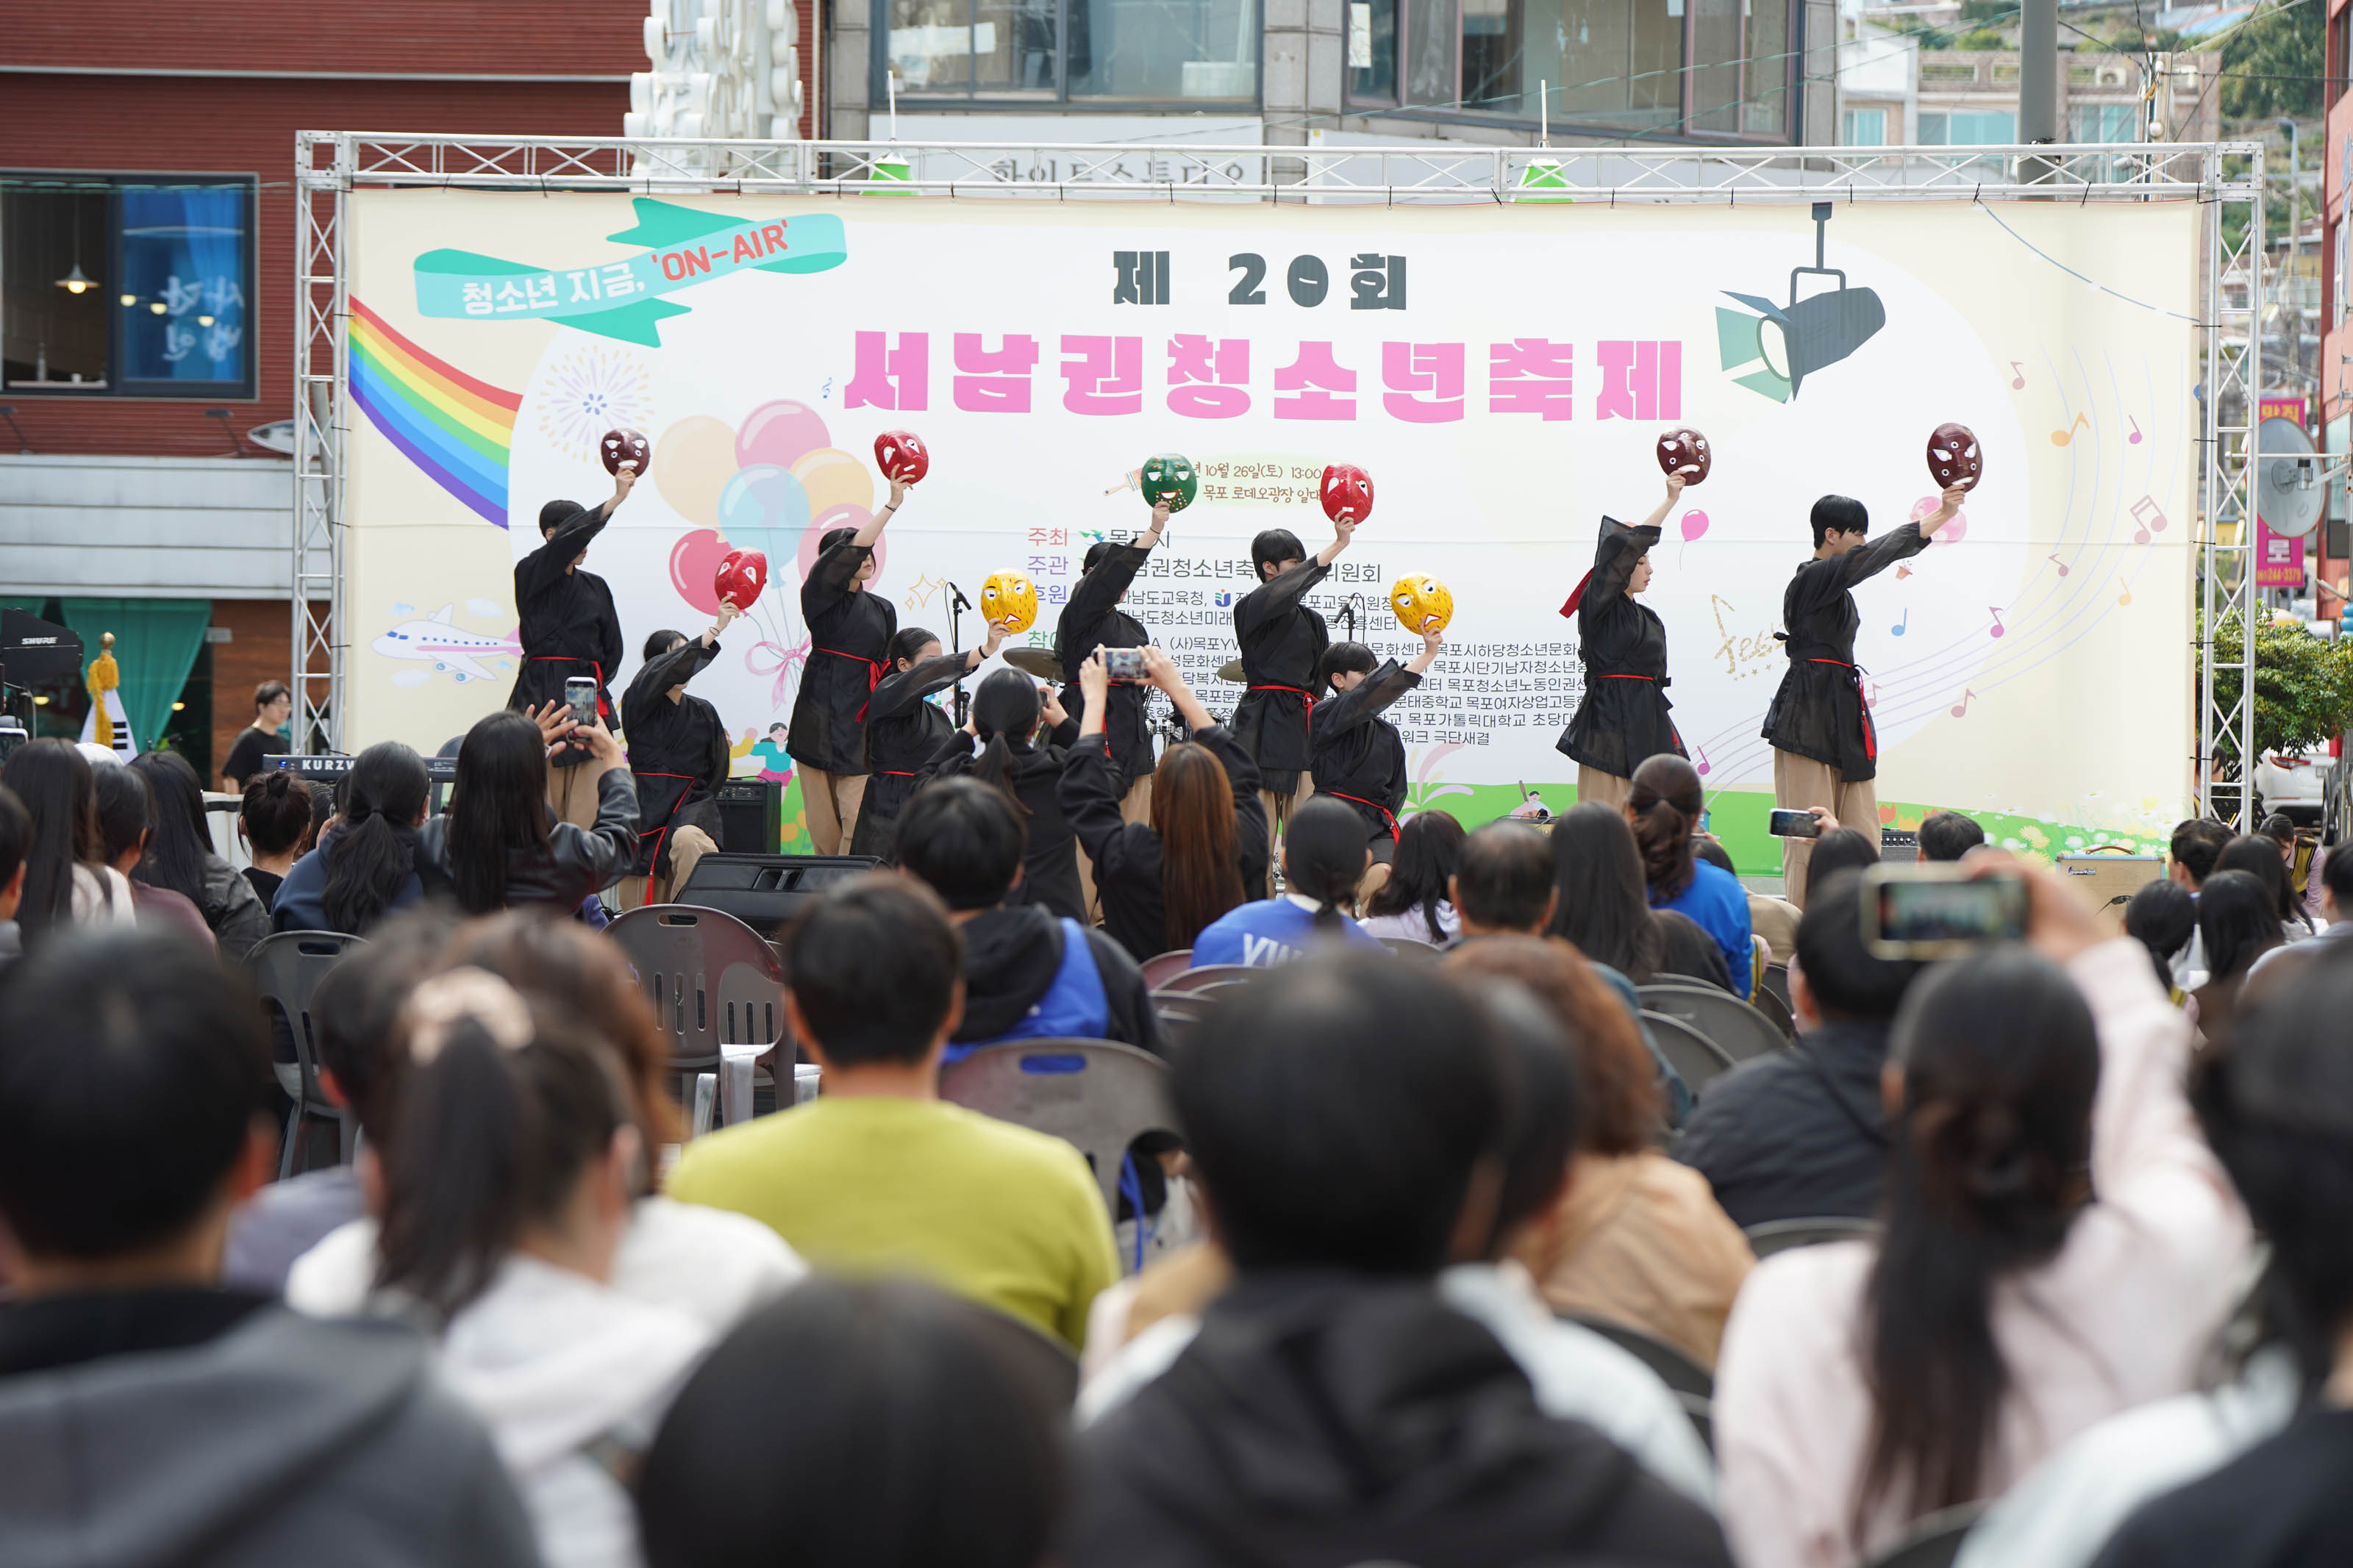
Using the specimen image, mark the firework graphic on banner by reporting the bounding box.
[538,346,654,459]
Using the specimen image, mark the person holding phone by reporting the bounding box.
[511,465,636,828]
[1232,515,1353,870]
[1557,473,1690,810]
[1763,485,1965,902]
[616,600,742,909]
[1056,497,1171,821]
[790,475,910,856]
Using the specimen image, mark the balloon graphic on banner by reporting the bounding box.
[1680,510,1710,543]
[790,447,874,518]
[652,415,738,527]
[1913,495,1969,546]
[736,399,831,470]
[668,529,733,615]
[717,464,813,566]
[797,508,886,584]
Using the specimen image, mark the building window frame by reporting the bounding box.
[872,0,1266,111]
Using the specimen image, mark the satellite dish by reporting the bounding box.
[2255,415,2325,538]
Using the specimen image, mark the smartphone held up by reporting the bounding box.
[1767,808,1822,840]
[1861,864,2028,959]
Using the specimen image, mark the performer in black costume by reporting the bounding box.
[1555,471,1690,810]
[1310,622,1443,906]
[788,473,910,854]
[512,465,635,826]
[850,619,1008,864]
[1232,514,1354,862]
[1054,496,1171,822]
[617,599,740,908]
[1763,484,1965,900]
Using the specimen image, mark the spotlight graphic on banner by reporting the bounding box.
[1716,201,1885,403]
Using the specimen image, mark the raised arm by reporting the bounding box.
[1140,645,1215,735]
[518,468,635,598]
[1827,487,1965,593]
[556,723,642,887]
[916,725,979,787]
[1190,724,1270,892]
[871,623,1004,722]
[1636,473,1688,534]
[853,474,910,551]
[1057,723,1132,870]
[1240,557,1334,631]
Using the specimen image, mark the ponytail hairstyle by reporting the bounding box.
[92,763,153,867]
[1315,641,1377,695]
[1364,809,1466,942]
[1151,741,1245,951]
[1282,796,1371,932]
[1857,945,2098,1541]
[969,667,1041,817]
[1251,527,1305,582]
[374,968,634,1322]
[324,741,432,935]
[127,751,213,906]
[446,712,553,914]
[2122,878,2195,992]
[1626,752,1703,900]
[888,625,940,673]
[0,739,103,945]
[240,770,315,857]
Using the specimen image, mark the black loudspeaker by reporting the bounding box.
[1877,829,1918,864]
[714,778,782,853]
[676,853,881,937]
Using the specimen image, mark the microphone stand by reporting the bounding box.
[945,580,973,727]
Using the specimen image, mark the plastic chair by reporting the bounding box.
[1750,934,1771,998]
[246,930,365,1179]
[1157,963,1263,993]
[1744,1215,1881,1259]
[1638,982,1788,1064]
[1379,935,1440,959]
[938,1039,1178,1216]
[1860,1504,1985,1568]
[608,903,786,1134]
[1749,978,1799,1041]
[1151,990,1217,1032]
[1640,1010,1737,1094]
[1759,960,1793,1010]
[1565,1313,1713,1398]
[1139,948,1194,989]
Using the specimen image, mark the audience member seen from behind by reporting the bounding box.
[274,741,433,934]
[667,876,1117,1351]
[1918,809,1988,862]
[1060,646,1266,960]
[1627,753,1753,997]
[2164,816,2232,984]
[288,913,805,1336]
[0,737,134,945]
[130,751,268,962]
[1713,857,2251,1568]
[2186,868,2282,1063]
[1652,908,1736,992]
[2213,831,2313,939]
[1544,803,1660,978]
[1455,818,1561,939]
[2123,878,2196,1000]
[2254,809,2321,923]
[1804,826,1880,903]
[220,679,294,791]
[0,931,539,1567]
[238,770,315,909]
[2248,840,2353,988]
[921,666,1084,921]
[368,968,714,1568]
[1446,936,1753,1368]
[0,784,26,970]
[1358,807,1465,944]
[419,709,636,916]
[896,777,1165,1056]
[638,1278,1071,1568]
[1189,795,1380,967]
[1674,868,1925,1231]
[1063,953,1732,1568]
[93,762,214,951]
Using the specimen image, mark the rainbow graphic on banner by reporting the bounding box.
[349,298,519,528]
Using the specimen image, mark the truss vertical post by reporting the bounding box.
[2199,142,2262,827]
[292,132,349,755]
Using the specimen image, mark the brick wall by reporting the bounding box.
[5,2,646,74]
[206,598,331,783]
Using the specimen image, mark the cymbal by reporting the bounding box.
[1215,659,1246,684]
[1004,646,1061,679]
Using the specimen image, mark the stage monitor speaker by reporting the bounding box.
[1877,829,1918,863]
[676,853,880,937]
[2057,853,2164,930]
[715,778,782,853]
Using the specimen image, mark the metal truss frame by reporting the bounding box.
[293,132,2260,815]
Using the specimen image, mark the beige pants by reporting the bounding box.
[611,823,720,912]
[1077,773,1157,920]
[1258,776,1319,896]
[800,768,868,857]
[1576,765,1633,812]
[546,759,606,830]
[1357,859,1393,912]
[1773,748,1879,906]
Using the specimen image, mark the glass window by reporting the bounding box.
[1843,106,1888,144]
[2068,103,2138,142]
[890,0,1258,99]
[1919,110,2015,145]
[1739,0,1788,135]
[1548,0,1683,129]
[1349,0,1399,100]
[1405,0,1460,107]
[1,176,254,398]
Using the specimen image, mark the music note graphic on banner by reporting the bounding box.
[1892,609,1909,636]
[1693,745,1710,776]
[2128,415,2143,445]
[1988,606,2006,639]
[1951,688,1980,718]
[2010,361,2027,389]
[2051,412,2090,447]
[2118,578,2133,606]
[2130,495,2168,545]
[2048,552,2070,577]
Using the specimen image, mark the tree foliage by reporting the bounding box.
[2207,612,2353,762]
[2220,0,2324,120]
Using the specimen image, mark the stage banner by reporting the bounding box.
[345,189,2199,865]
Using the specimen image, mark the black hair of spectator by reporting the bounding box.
[1545,803,1661,980]
[636,1278,1070,1568]
[2124,878,2196,991]
[2216,833,2308,931]
[324,741,432,936]
[1453,818,1557,935]
[898,778,1026,912]
[2257,812,2298,847]
[1795,869,1927,1023]
[1917,811,1987,863]
[2323,841,2353,912]
[968,668,1042,817]
[2199,869,2282,984]
[1694,837,1736,877]
[92,761,152,864]
[1810,494,1869,548]
[129,751,213,906]
[2169,817,2230,887]
[2203,948,2353,1394]
[1314,640,1377,694]
[1282,795,1369,930]
[1483,980,1584,1252]
[1652,908,1733,990]
[783,874,963,1066]
[1362,809,1465,942]
[0,930,268,1259]
[240,770,315,857]
[1173,953,1502,1275]
[308,909,459,1145]
[0,783,29,900]
[446,712,553,914]
[1250,527,1306,581]
[1805,827,1881,902]
[251,679,290,715]
[1863,944,2099,1532]
[0,739,101,944]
